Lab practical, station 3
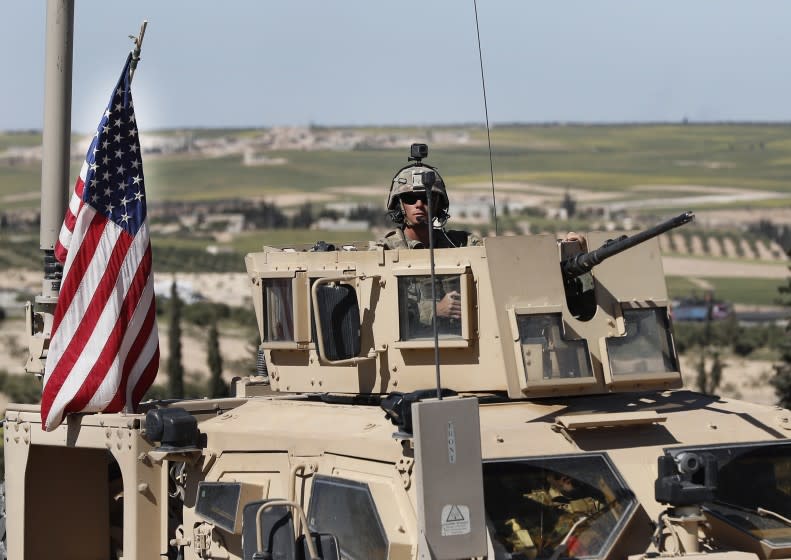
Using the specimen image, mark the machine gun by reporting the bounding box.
[561,211,695,319]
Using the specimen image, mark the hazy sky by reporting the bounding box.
[3,1,791,132]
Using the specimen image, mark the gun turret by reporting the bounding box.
[562,211,694,279]
[562,211,695,319]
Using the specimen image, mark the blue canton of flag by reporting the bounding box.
[83,74,146,235]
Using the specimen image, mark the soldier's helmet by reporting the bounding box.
[386,164,450,225]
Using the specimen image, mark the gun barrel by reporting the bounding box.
[562,211,695,279]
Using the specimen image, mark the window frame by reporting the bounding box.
[482,452,639,560]
[601,301,681,387]
[307,475,389,560]
[391,266,474,349]
[256,271,310,350]
[508,306,598,391]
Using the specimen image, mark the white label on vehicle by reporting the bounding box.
[447,421,456,464]
[440,504,470,536]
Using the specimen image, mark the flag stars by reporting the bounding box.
[131,159,140,169]
[134,191,144,201]
[113,133,122,143]
[120,195,131,207]
[118,180,127,191]
[105,203,115,214]
[114,148,123,159]
[114,102,123,112]
[129,144,138,154]
[104,186,112,197]
[120,213,130,224]
[103,125,111,134]
[113,118,123,128]
[116,164,126,175]
[102,171,111,181]
[89,162,99,172]
[128,129,138,138]
[91,193,100,203]
[102,155,110,165]
[102,140,110,150]
[132,174,142,185]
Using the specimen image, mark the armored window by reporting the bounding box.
[397,274,465,342]
[669,441,791,552]
[262,278,294,342]
[483,454,637,560]
[308,476,388,560]
[515,313,593,381]
[606,307,678,376]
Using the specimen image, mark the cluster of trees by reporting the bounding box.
[770,255,791,408]
[748,219,791,253]
[238,201,388,230]
[153,283,257,401]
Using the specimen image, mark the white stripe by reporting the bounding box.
[57,225,73,253]
[79,160,88,181]
[68,191,82,217]
[84,234,154,410]
[124,311,159,410]
[46,222,146,420]
[44,205,101,385]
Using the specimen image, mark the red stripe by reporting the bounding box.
[41,225,133,418]
[106,295,158,410]
[54,177,85,264]
[131,345,160,407]
[51,211,108,335]
[74,176,85,198]
[54,240,68,264]
[70,243,154,414]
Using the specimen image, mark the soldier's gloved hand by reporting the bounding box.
[436,290,462,319]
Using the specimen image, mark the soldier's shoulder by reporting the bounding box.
[444,229,483,247]
[374,229,406,250]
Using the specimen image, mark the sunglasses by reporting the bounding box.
[401,192,440,206]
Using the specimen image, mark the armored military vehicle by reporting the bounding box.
[5,3,791,560]
[7,159,791,559]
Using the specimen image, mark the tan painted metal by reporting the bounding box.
[5,233,791,559]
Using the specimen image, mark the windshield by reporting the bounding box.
[697,441,791,546]
[483,454,636,559]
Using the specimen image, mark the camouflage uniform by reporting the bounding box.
[374,227,483,250]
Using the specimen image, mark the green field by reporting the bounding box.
[4,124,791,209]
[666,276,788,307]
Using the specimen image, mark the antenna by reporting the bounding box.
[422,170,444,400]
[473,0,498,236]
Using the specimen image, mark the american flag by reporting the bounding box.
[42,54,159,431]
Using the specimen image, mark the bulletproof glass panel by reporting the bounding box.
[241,500,296,560]
[263,278,294,342]
[606,307,678,376]
[398,274,463,341]
[314,283,361,361]
[308,476,388,560]
[483,454,636,560]
[196,482,242,533]
[516,313,593,380]
[674,441,791,547]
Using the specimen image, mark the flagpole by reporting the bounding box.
[129,20,148,83]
